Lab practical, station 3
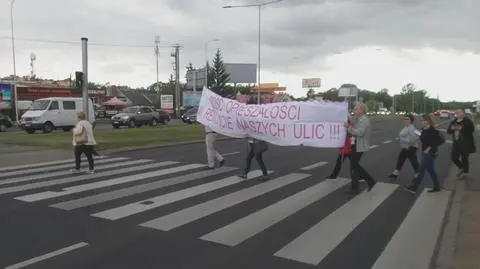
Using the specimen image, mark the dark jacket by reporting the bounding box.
[420,127,444,154]
[447,117,476,153]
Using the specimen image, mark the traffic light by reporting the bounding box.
[75,71,84,89]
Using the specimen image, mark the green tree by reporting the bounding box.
[366,99,379,112]
[210,48,231,97]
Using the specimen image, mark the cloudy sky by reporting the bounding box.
[0,0,479,102]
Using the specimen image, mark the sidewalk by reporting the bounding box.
[452,152,480,269]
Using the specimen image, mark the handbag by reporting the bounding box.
[74,126,88,144]
[253,140,268,154]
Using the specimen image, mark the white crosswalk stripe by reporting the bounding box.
[0,157,450,268]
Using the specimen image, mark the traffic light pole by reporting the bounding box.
[81,37,89,121]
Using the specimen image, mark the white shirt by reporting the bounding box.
[72,120,97,146]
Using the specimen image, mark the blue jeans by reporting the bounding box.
[412,152,439,189]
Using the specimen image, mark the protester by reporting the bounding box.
[326,118,356,179]
[204,124,225,169]
[447,109,476,178]
[405,114,445,193]
[345,103,377,193]
[238,137,269,181]
[71,111,96,174]
[388,114,420,179]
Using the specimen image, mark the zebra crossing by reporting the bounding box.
[0,156,451,268]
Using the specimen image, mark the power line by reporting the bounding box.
[0,36,178,48]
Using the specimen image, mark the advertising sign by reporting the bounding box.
[0,83,12,109]
[183,91,202,106]
[302,78,321,88]
[161,94,174,109]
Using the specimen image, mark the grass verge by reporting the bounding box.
[0,124,205,150]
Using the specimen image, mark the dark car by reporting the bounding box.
[181,107,198,124]
[0,113,13,132]
[155,109,171,124]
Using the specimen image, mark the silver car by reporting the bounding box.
[111,106,161,128]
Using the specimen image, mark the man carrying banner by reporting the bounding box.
[205,125,225,169]
[345,103,377,193]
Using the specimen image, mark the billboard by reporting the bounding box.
[161,95,174,109]
[183,91,202,106]
[302,78,321,88]
[0,83,12,109]
[224,63,257,84]
[338,87,358,97]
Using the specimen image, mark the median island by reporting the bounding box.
[0,124,206,150]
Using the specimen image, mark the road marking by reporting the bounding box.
[222,152,240,156]
[0,161,176,195]
[369,145,379,149]
[371,189,451,269]
[91,170,266,220]
[140,171,307,232]
[51,167,237,210]
[300,162,328,171]
[0,159,154,186]
[5,242,89,269]
[200,177,347,246]
[383,140,392,144]
[0,157,127,179]
[0,157,107,173]
[14,163,203,202]
[274,183,398,265]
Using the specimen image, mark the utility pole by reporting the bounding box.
[192,70,197,95]
[171,44,180,117]
[81,37,89,121]
[154,36,161,110]
[412,93,415,113]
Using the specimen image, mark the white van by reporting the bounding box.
[20,97,95,134]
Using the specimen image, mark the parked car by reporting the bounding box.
[0,113,13,132]
[20,97,95,134]
[181,107,198,124]
[155,109,171,124]
[111,106,164,128]
[439,110,450,119]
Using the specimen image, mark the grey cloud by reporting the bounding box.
[0,0,478,87]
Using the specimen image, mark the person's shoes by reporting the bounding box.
[428,188,441,193]
[219,159,225,167]
[86,169,95,174]
[204,167,215,170]
[70,169,81,174]
[404,185,417,194]
[237,174,247,180]
[388,173,398,179]
[326,175,337,180]
[257,175,270,181]
[456,169,464,177]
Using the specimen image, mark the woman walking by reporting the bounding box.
[238,137,269,181]
[404,114,445,194]
[327,118,355,179]
[71,111,97,174]
[388,114,420,179]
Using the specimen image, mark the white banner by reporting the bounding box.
[197,88,349,148]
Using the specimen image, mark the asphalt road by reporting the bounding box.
[0,117,454,269]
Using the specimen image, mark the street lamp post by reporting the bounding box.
[223,0,284,104]
[10,0,19,123]
[204,38,219,88]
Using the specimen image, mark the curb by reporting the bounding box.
[104,136,239,154]
[431,165,463,269]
